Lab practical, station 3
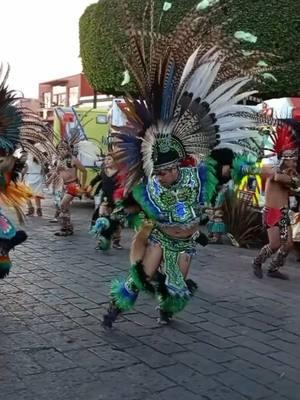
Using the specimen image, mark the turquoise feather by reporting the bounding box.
[231,154,258,185]
[132,182,161,220]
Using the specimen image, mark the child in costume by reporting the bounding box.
[209,208,226,244]
[208,185,228,244]
[101,1,278,327]
[206,148,235,244]
[205,207,214,239]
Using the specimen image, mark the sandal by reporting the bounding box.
[267,270,289,280]
[253,262,263,279]
[112,240,123,250]
[26,207,34,217]
[102,303,121,328]
[226,233,240,247]
[157,308,173,325]
[54,230,73,237]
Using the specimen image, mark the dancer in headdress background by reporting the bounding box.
[101,0,278,327]
[253,125,300,279]
[0,66,56,278]
[47,139,87,236]
[87,153,124,250]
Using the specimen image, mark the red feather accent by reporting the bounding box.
[269,124,296,155]
[113,187,125,202]
[180,155,197,167]
[113,173,126,202]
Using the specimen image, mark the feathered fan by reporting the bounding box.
[112,0,276,192]
[222,190,265,248]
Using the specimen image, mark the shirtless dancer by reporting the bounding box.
[253,148,300,280]
[49,144,87,236]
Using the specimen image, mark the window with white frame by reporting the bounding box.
[43,92,51,108]
[69,86,79,106]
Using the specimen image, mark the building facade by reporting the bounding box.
[39,73,95,123]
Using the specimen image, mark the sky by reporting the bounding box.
[0,0,95,98]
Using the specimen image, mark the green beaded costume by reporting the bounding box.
[102,0,274,327]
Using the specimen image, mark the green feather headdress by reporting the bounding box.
[112,0,277,192]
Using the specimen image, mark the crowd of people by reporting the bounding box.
[18,129,300,277]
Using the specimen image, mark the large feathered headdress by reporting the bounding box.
[0,65,56,221]
[112,0,275,191]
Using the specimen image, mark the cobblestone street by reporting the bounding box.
[1,197,300,400]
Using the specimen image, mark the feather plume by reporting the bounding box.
[222,191,264,248]
[267,124,296,156]
[112,0,278,191]
[0,65,58,222]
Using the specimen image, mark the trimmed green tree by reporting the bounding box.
[79,0,300,98]
[225,0,300,98]
[79,0,198,95]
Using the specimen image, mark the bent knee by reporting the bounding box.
[269,243,281,252]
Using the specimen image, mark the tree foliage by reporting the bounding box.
[225,0,300,98]
[79,0,198,95]
[79,0,300,98]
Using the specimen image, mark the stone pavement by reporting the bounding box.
[1,196,300,400]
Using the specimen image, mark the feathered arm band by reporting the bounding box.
[197,158,218,205]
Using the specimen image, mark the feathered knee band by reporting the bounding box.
[110,261,155,311]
